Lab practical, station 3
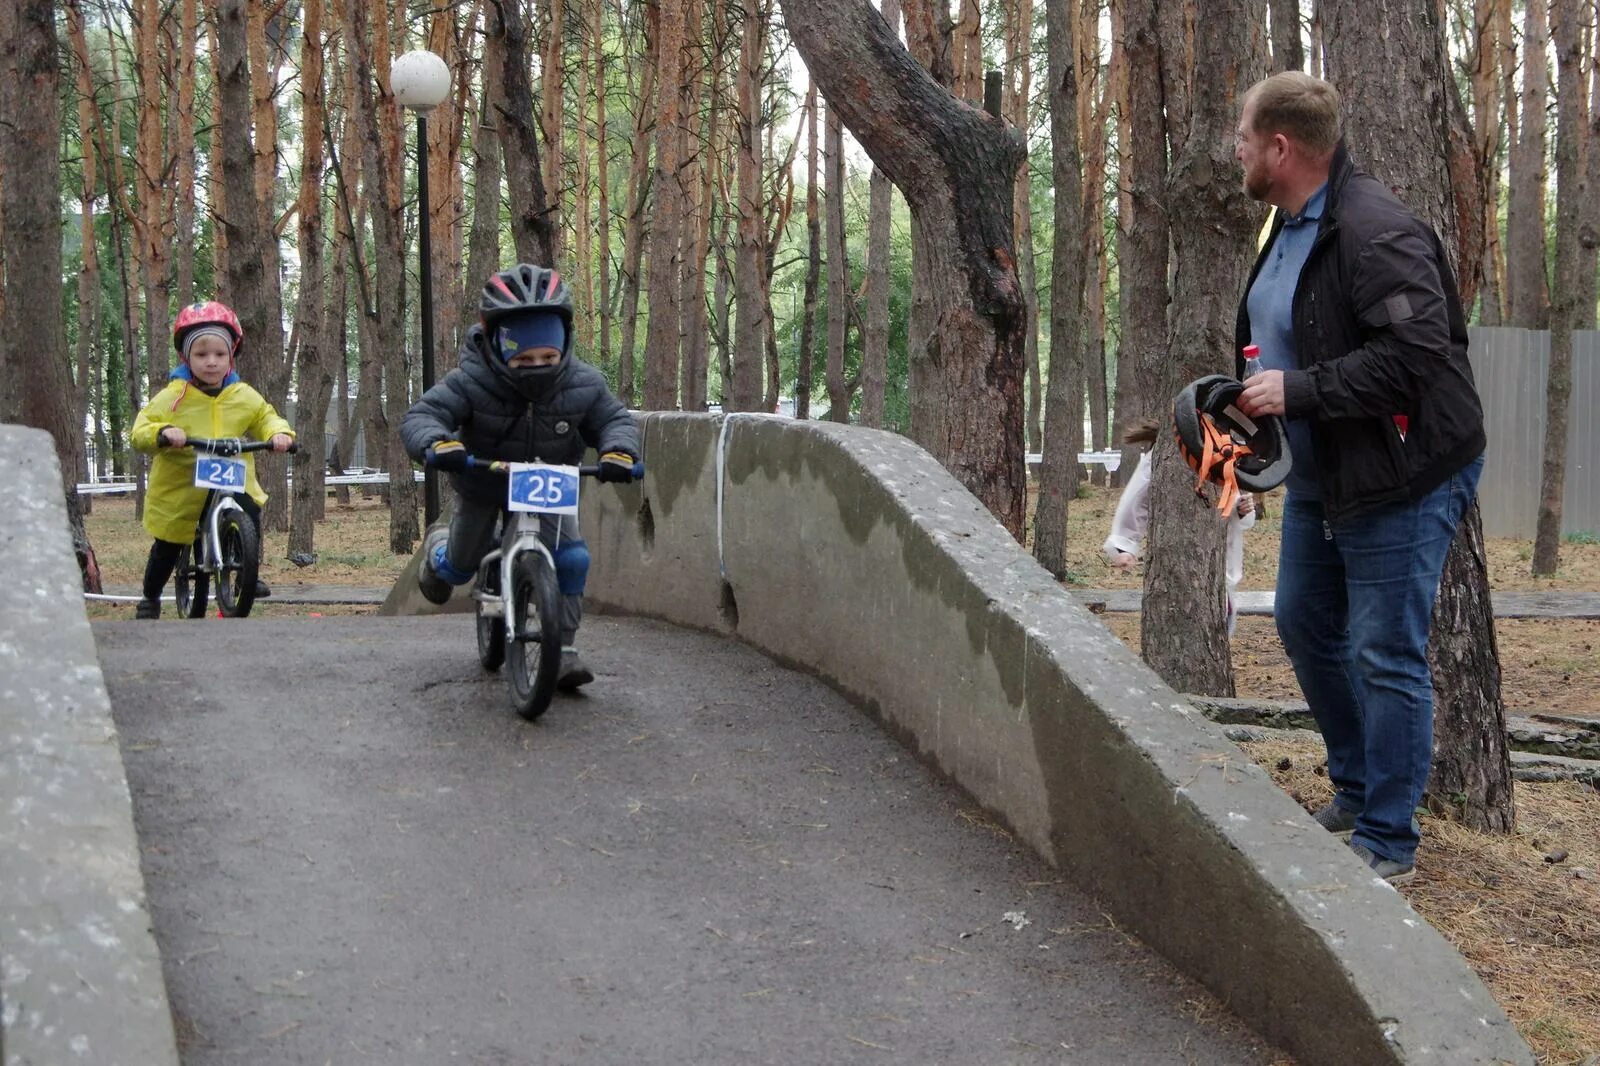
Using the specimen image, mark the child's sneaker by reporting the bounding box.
[557,649,593,692]
[416,530,453,605]
[135,598,161,620]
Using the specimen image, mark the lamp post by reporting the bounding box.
[392,49,451,526]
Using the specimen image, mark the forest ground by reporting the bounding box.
[82,487,1600,1063]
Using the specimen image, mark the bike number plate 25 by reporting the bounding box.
[194,454,247,491]
[506,463,580,515]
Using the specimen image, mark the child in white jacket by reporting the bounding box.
[1102,419,1257,635]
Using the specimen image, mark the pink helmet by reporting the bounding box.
[172,300,243,357]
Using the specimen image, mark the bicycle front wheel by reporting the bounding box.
[215,510,260,617]
[506,552,561,721]
[173,542,209,619]
[476,577,506,672]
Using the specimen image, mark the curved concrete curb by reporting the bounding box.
[0,426,180,1066]
[573,413,1532,1066]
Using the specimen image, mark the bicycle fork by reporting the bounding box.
[472,514,557,646]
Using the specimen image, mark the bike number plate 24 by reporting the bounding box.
[506,463,580,515]
[194,454,247,491]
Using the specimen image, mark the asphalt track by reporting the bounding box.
[96,613,1280,1064]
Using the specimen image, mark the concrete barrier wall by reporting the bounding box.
[0,425,181,1066]
[579,413,1532,1066]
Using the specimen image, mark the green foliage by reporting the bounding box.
[1564,530,1600,546]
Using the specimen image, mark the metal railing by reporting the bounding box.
[76,469,425,496]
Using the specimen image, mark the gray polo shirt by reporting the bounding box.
[1246,183,1327,497]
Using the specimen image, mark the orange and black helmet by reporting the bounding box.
[1173,374,1291,514]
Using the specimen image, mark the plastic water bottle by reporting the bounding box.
[1242,343,1262,380]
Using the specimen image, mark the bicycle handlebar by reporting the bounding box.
[174,436,299,455]
[426,450,644,481]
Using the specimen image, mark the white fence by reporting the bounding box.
[1468,327,1598,539]
[77,470,422,496]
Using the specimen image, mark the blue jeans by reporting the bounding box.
[1275,456,1483,864]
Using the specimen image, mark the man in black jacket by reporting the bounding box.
[1232,72,1486,883]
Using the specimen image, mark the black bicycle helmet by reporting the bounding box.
[1173,374,1292,513]
[480,263,575,334]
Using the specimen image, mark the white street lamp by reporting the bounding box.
[392,50,450,525]
[391,50,450,112]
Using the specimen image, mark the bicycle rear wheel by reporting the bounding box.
[173,542,209,619]
[215,509,260,617]
[506,552,561,721]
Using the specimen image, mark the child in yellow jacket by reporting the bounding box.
[130,301,294,618]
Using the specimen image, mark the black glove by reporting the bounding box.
[596,451,638,483]
[425,440,470,473]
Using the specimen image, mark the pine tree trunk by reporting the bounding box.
[98,52,146,496]
[713,222,734,400]
[678,0,714,412]
[1427,513,1514,830]
[1032,0,1086,576]
[591,0,613,373]
[136,0,172,396]
[1117,0,1170,479]
[1505,0,1550,328]
[331,43,365,502]
[1574,23,1600,332]
[290,0,331,559]
[1307,0,1323,75]
[1008,0,1042,455]
[616,0,658,405]
[246,0,291,531]
[174,0,199,307]
[1269,0,1302,71]
[900,0,955,446]
[824,101,850,422]
[731,0,768,413]
[498,0,556,267]
[1139,0,1264,698]
[376,4,420,551]
[1471,0,1504,325]
[465,4,506,339]
[762,80,801,408]
[69,0,102,485]
[1083,0,1112,480]
[341,0,418,551]
[2,0,90,550]
[1579,33,1600,333]
[541,0,566,264]
[207,7,229,301]
[1155,0,1192,150]
[797,84,821,419]
[427,5,466,370]
[574,11,595,356]
[217,0,277,414]
[782,0,1031,536]
[953,0,983,103]
[860,0,900,429]
[645,0,687,408]
[1323,0,1514,834]
[1531,0,1584,576]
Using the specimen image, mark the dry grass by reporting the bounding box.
[84,494,412,591]
[1103,614,1600,720]
[1052,482,1600,594]
[1238,734,1600,1065]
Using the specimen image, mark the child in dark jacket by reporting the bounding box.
[400,264,640,690]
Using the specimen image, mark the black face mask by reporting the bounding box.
[503,358,566,399]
